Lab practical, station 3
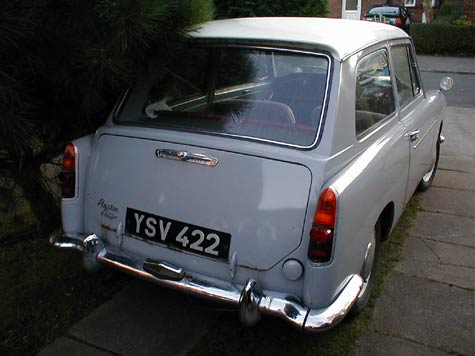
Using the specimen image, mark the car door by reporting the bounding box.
[390,42,436,203]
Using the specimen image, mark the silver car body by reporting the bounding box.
[53,18,446,331]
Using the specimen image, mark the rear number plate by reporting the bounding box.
[125,208,231,261]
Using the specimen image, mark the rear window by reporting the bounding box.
[368,6,400,15]
[116,46,330,147]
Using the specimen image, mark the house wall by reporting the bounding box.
[463,0,475,23]
[400,0,429,23]
[328,0,449,22]
[327,0,474,23]
[328,0,342,18]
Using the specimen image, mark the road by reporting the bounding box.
[421,71,475,108]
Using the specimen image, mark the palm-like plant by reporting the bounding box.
[0,0,214,235]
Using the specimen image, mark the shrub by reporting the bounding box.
[437,0,464,19]
[215,0,329,19]
[433,0,470,25]
[0,0,215,231]
[411,23,475,55]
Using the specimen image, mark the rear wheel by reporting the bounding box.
[417,138,440,192]
[350,221,381,316]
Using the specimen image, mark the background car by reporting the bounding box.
[364,5,412,33]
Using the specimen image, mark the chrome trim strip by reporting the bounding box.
[114,87,131,119]
[156,149,218,167]
[341,36,410,62]
[413,119,437,149]
[50,231,363,332]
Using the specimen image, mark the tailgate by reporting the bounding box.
[84,134,312,271]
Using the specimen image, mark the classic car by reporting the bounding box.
[51,18,451,332]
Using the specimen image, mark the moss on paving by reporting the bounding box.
[188,195,421,356]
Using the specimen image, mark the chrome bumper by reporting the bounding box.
[50,230,363,332]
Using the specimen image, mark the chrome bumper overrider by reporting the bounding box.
[50,230,363,332]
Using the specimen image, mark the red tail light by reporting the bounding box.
[308,188,337,263]
[61,143,76,198]
[395,18,403,25]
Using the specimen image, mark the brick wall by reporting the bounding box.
[326,0,453,22]
[405,0,426,23]
[328,0,342,18]
[463,0,475,23]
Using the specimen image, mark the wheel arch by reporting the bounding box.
[378,202,395,242]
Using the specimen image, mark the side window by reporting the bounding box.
[391,46,414,107]
[355,49,395,137]
[407,46,421,97]
[391,45,421,108]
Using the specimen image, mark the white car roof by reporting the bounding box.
[191,17,409,61]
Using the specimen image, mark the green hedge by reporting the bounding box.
[411,23,475,56]
[215,0,328,19]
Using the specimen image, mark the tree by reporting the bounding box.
[423,0,434,22]
[0,0,214,234]
[215,0,329,19]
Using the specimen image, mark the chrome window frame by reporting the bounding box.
[113,44,333,150]
[354,47,397,140]
[389,43,424,111]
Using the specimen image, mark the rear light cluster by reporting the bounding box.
[394,18,403,25]
[307,187,337,263]
[61,143,76,198]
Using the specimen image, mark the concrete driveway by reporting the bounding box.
[353,57,474,356]
[354,106,475,356]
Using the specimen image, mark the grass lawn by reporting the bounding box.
[188,195,421,356]
[0,200,127,356]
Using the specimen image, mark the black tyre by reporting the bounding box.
[350,220,381,316]
[417,138,440,192]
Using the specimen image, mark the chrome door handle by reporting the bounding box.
[408,130,420,142]
[156,149,218,167]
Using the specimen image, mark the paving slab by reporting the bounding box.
[402,236,474,269]
[354,331,450,356]
[408,211,475,247]
[66,280,220,356]
[368,273,474,356]
[438,155,475,174]
[400,236,439,263]
[396,253,474,290]
[427,238,475,268]
[397,236,475,289]
[38,337,113,356]
[419,187,475,218]
[440,107,475,159]
[433,169,475,191]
